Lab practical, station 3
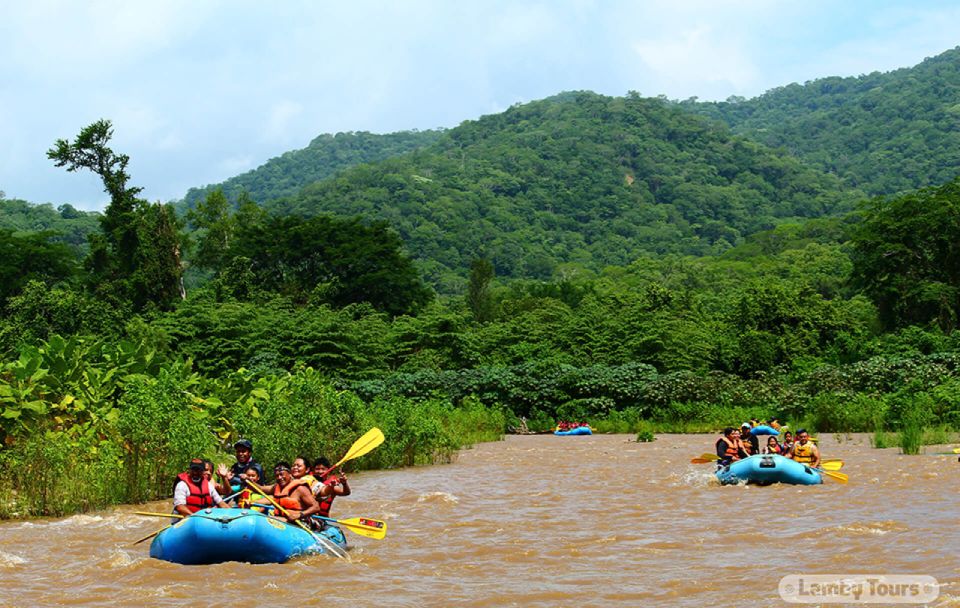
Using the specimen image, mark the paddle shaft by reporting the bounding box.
[245,480,347,559]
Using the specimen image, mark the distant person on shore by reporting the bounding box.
[216,439,264,493]
[173,458,229,516]
[716,428,749,466]
[786,429,821,468]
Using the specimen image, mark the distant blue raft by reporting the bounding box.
[554,426,593,436]
[716,454,822,486]
[748,425,780,436]
[149,508,347,565]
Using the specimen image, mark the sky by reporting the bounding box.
[2,1,959,211]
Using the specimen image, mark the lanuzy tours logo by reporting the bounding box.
[779,575,939,604]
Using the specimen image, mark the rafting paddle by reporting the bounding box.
[327,427,385,475]
[134,511,183,519]
[814,468,849,483]
[131,526,170,545]
[245,479,349,560]
[691,453,720,464]
[313,515,387,540]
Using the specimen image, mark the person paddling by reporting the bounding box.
[716,428,749,467]
[173,458,229,516]
[786,429,821,468]
[269,462,320,524]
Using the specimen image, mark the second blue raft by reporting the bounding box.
[149,508,347,565]
[716,454,822,486]
[554,426,592,436]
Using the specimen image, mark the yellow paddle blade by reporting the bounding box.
[331,427,385,470]
[336,517,387,540]
[690,457,714,464]
[820,461,844,471]
[134,511,183,519]
[953,447,960,454]
[819,468,848,483]
[697,452,720,461]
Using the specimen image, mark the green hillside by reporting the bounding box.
[268,91,861,290]
[0,197,100,255]
[179,129,444,209]
[683,46,960,196]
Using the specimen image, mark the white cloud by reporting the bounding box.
[262,101,304,144]
[1,0,958,208]
[217,155,255,175]
[632,25,760,99]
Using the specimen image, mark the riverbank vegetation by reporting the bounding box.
[4,57,960,516]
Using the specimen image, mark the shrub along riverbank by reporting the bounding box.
[0,336,505,518]
[2,336,958,518]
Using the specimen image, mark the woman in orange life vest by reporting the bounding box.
[715,428,750,467]
[173,458,230,516]
[312,456,351,519]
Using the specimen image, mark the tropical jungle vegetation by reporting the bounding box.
[2,47,960,517]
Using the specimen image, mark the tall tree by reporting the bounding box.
[48,120,185,310]
[186,187,235,271]
[466,258,495,322]
[850,177,960,332]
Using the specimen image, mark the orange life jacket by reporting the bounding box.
[717,436,739,460]
[273,478,308,510]
[177,472,213,513]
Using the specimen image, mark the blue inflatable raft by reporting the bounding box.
[554,426,592,436]
[716,454,822,486]
[149,508,347,565]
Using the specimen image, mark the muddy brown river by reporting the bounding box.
[0,434,958,607]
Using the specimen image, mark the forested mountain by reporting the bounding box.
[0,197,100,254]
[266,92,861,290]
[683,46,960,196]
[179,129,444,210]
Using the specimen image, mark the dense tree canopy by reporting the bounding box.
[850,177,960,332]
[685,46,960,196]
[268,92,861,290]
[179,129,444,211]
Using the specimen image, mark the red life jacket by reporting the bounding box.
[177,472,213,513]
[317,478,341,517]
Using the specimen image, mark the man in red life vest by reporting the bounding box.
[173,458,230,516]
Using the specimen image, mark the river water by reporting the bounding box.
[0,434,957,607]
